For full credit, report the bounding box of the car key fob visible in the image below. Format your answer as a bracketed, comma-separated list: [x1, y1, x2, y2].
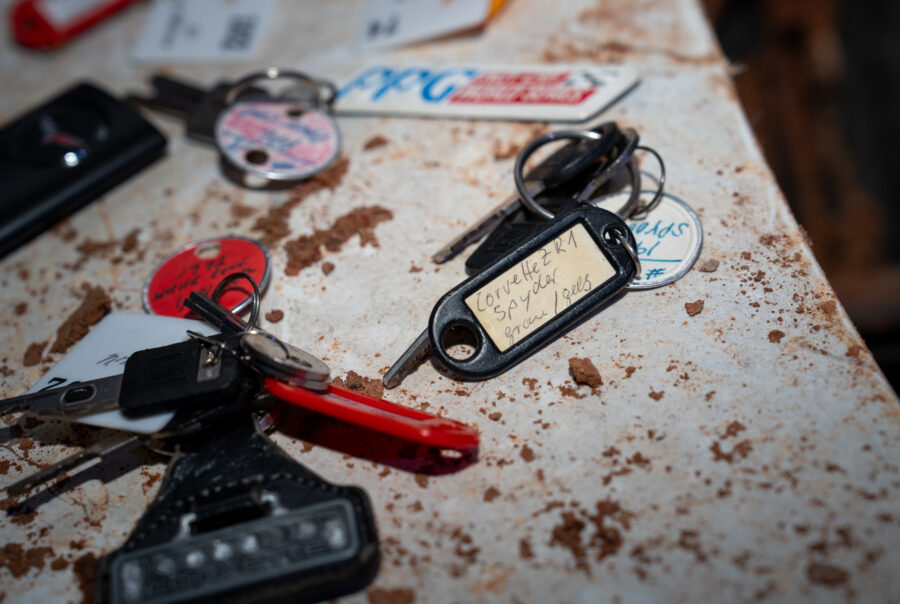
[0, 81, 166, 259]
[98, 414, 379, 604]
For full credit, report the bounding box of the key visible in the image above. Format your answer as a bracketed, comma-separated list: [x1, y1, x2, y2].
[130, 68, 341, 183]
[184, 290, 331, 391]
[0, 338, 246, 421]
[431, 122, 622, 263]
[384, 205, 640, 388]
[5, 347, 261, 496]
[97, 414, 379, 604]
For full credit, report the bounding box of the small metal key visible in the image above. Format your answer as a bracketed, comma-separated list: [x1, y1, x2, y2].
[0, 338, 246, 421]
[384, 206, 640, 387]
[130, 68, 341, 184]
[184, 290, 331, 391]
[5, 346, 260, 496]
[431, 122, 622, 263]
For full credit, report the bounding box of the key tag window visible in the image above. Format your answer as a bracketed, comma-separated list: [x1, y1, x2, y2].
[214, 67, 342, 187]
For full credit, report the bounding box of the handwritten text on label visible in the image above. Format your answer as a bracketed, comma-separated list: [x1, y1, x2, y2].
[465, 224, 615, 352]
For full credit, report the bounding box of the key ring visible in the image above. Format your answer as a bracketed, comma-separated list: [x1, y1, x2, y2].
[211, 272, 261, 330]
[627, 145, 667, 220]
[515, 129, 604, 220]
[224, 67, 337, 109]
[604, 225, 642, 277]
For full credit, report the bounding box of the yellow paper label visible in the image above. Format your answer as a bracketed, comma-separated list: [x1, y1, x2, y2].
[465, 223, 615, 352]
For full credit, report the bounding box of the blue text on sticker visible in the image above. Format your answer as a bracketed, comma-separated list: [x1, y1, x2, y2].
[337, 66, 479, 103]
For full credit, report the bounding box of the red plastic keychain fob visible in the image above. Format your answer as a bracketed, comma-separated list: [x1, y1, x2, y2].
[264, 379, 480, 451]
[143, 236, 271, 318]
[11, 0, 139, 49]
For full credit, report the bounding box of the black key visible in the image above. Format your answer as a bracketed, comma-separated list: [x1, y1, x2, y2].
[97, 415, 379, 604]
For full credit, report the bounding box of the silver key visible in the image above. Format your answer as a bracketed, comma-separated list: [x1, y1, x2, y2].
[6, 432, 146, 496]
[184, 291, 330, 390]
[0, 375, 123, 419]
[382, 331, 431, 389]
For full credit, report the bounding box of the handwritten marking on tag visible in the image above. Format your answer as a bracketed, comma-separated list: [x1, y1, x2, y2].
[465, 224, 615, 351]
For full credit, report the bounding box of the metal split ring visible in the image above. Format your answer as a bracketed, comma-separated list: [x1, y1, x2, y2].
[514, 129, 605, 220]
[211, 272, 261, 330]
[628, 145, 667, 220]
[605, 227, 642, 277]
[224, 67, 337, 108]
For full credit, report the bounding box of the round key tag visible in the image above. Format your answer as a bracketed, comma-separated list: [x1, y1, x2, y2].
[214, 68, 341, 182]
[143, 236, 271, 317]
[623, 194, 703, 290]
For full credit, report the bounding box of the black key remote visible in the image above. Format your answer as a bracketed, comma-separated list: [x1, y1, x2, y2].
[0, 82, 166, 259]
[98, 414, 379, 604]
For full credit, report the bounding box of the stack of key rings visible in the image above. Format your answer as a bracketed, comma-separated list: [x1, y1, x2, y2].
[214, 67, 342, 188]
[514, 125, 666, 224]
[186, 272, 332, 393]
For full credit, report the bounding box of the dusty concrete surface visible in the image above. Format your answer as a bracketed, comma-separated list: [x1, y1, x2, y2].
[1, 1, 898, 602]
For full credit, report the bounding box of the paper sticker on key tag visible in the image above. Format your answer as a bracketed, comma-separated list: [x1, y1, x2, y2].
[143, 236, 270, 318]
[429, 206, 638, 380]
[215, 69, 342, 182]
[593, 193, 702, 289]
[27, 312, 216, 434]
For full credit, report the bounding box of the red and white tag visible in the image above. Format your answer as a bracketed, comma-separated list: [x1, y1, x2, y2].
[11, 0, 139, 48]
[142, 236, 271, 318]
[334, 64, 639, 122]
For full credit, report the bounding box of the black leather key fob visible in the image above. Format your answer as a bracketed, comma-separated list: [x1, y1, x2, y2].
[98, 414, 379, 604]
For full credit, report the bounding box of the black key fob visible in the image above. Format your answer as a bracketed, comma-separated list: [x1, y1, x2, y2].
[98, 415, 379, 604]
[430, 206, 638, 380]
[465, 197, 581, 275]
[0, 82, 166, 259]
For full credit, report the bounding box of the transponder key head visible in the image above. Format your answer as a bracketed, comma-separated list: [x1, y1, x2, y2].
[119, 338, 250, 419]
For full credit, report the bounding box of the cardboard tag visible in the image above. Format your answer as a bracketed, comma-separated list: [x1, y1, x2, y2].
[465, 223, 615, 351]
[357, 0, 491, 49]
[28, 312, 215, 433]
[334, 64, 638, 122]
[132, 0, 277, 62]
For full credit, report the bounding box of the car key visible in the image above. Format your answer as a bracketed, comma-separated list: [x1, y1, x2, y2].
[97, 414, 379, 604]
[463, 134, 643, 275]
[431, 122, 622, 263]
[184, 288, 331, 391]
[130, 68, 341, 186]
[0, 338, 249, 421]
[5, 362, 261, 496]
[384, 205, 640, 387]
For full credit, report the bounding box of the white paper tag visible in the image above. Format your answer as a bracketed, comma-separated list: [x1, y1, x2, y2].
[624, 196, 703, 290]
[334, 64, 638, 122]
[357, 0, 491, 49]
[132, 0, 277, 63]
[27, 312, 215, 433]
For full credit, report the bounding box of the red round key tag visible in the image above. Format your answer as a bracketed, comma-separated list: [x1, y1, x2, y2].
[143, 236, 271, 318]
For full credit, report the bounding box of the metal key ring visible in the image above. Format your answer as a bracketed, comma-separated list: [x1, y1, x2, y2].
[225, 67, 336, 108]
[515, 129, 604, 220]
[604, 226, 642, 277]
[211, 272, 261, 329]
[627, 145, 667, 220]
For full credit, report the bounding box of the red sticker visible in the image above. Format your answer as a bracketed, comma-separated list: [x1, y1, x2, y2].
[143, 236, 271, 318]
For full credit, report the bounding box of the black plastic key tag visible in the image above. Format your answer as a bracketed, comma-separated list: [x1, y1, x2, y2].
[429, 205, 638, 380]
[98, 414, 379, 604]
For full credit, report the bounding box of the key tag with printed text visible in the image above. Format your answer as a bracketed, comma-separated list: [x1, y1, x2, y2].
[214, 67, 342, 187]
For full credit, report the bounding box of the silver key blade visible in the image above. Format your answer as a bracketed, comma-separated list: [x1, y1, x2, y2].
[184, 291, 248, 336]
[0, 375, 123, 419]
[240, 333, 331, 388]
[431, 182, 546, 264]
[383, 330, 432, 389]
[6, 433, 146, 496]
